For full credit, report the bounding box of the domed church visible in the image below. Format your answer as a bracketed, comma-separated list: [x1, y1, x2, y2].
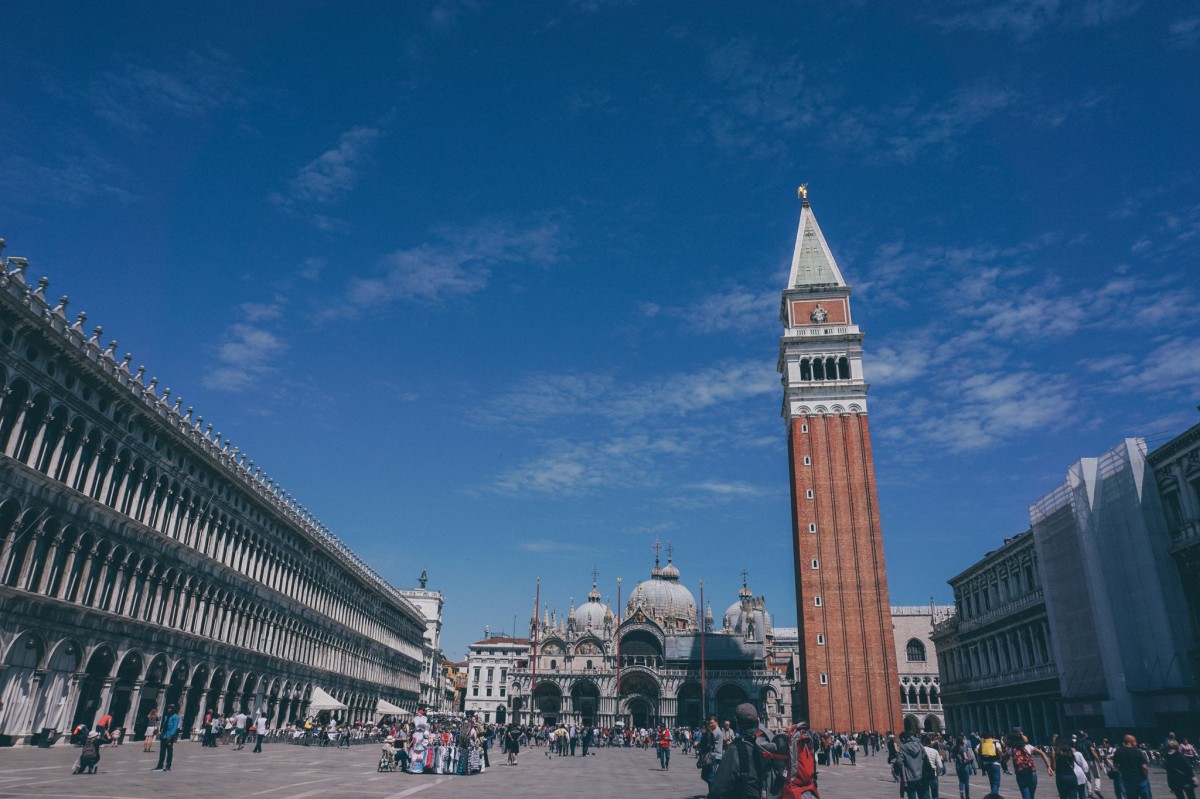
[507, 544, 794, 730]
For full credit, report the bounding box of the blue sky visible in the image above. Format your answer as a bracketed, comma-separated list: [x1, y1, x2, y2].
[2, 1, 1198, 660]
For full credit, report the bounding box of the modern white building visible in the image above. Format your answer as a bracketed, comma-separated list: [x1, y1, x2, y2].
[463, 632, 529, 724]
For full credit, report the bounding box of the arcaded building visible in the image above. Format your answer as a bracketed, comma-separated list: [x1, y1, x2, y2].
[509, 553, 793, 730]
[931, 531, 1065, 740]
[0, 245, 426, 745]
[778, 192, 901, 733]
[893, 604, 953, 733]
[1149, 417, 1200, 683]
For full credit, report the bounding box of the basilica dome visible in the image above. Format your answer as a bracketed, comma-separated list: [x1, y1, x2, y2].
[627, 555, 698, 632]
[722, 578, 773, 640]
[572, 581, 611, 631]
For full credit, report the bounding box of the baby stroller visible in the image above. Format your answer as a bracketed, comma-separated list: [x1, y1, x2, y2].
[72, 732, 102, 774]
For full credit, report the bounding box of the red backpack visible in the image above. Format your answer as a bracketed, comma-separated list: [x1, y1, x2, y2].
[778, 725, 821, 799]
[1012, 746, 1035, 775]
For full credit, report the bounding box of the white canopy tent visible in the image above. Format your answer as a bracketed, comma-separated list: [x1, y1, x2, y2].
[375, 698, 407, 719]
[307, 686, 348, 712]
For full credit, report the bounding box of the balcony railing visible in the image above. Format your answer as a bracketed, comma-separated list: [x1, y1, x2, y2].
[941, 662, 1058, 695]
[1169, 519, 1200, 555]
[954, 589, 1045, 635]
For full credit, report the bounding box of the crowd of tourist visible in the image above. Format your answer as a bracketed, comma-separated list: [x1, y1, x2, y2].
[63, 704, 1200, 799]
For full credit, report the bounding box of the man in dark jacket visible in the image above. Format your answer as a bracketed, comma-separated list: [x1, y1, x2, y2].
[898, 732, 933, 799]
[711, 703, 777, 799]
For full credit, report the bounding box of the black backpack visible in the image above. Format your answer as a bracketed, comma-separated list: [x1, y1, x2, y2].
[720, 738, 765, 799]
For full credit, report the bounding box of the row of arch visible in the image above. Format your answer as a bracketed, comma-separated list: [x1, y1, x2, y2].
[526, 674, 777, 729]
[798, 356, 851, 382]
[0, 498, 416, 694]
[900, 683, 941, 708]
[0, 629, 406, 741]
[0, 363, 423, 659]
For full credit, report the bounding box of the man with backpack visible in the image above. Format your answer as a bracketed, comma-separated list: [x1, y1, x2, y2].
[710, 704, 774, 799]
[975, 732, 1004, 795]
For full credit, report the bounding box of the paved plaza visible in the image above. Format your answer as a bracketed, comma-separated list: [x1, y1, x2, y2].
[0, 740, 1177, 799]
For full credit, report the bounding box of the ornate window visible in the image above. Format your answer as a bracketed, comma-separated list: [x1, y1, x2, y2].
[906, 638, 927, 662]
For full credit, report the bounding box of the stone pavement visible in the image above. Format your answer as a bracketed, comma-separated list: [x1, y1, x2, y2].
[0, 740, 1175, 799]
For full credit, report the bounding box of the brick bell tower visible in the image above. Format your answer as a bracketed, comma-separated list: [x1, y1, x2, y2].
[778, 187, 901, 733]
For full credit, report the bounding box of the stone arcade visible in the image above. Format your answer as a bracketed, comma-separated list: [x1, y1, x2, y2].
[0, 241, 427, 745]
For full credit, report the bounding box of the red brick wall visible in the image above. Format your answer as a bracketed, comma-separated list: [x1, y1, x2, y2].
[788, 412, 901, 732]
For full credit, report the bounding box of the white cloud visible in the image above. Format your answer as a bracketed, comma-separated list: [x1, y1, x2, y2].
[931, 0, 1141, 39]
[239, 302, 283, 322]
[204, 323, 287, 392]
[275, 126, 381, 206]
[685, 288, 778, 334]
[1168, 16, 1200, 47]
[334, 219, 564, 311]
[492, 435, 685, 496]
[90, 49, 242, 132]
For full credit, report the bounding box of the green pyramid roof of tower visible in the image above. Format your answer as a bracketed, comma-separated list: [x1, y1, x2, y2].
[788, 201, 846, 288]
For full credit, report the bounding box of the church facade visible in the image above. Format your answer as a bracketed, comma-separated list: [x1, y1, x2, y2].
[0, 243, 427, 745]
[509, 551, 794, 730]
[778, 192, 902, 733]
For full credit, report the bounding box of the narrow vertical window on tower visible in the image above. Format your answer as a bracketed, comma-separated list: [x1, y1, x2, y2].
[816, 633, 825, 645]
[779, 190, 900, 733]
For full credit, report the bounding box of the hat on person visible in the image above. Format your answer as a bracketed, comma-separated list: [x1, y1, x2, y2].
[385, 735, 395, 743]
[734, 703, 759, 728]
[87, 731, 100, 739]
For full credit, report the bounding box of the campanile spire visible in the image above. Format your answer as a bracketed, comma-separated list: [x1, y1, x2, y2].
[778, 190, 900, 733]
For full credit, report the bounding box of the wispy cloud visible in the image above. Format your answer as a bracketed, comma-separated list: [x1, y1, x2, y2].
[894, 369, 1079, 452]
[0, 149, 136, 206]
[90, 49, 242, 132]
[1168, 16, 1200, 47]
[331, 218, 564, 312]
[698, 38, 824, 158]
[684, 287, 778, 334]
[929, 0, 1142, 39]
[518, 540, 604, 556]
[204, 323, 287, 392]
[483, 359, 777, 429]
[483, 359, 778, 496]
[274, 126, 381, 207]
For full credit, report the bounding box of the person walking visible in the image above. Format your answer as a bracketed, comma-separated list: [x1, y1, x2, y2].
[657, 724, 672, 770]
[698, 715, 724, 789]
[142, 708, 158, 753]
[1007, 731, 1054, 799]
[977, 733, 1004, 796]
[252, 709, 267, 753]
[899, 732, 935, 799]
[234, 709, 248, 750]
[505, 723, 521, 766]
[1113, 735, 1152, 799]
[152, 704, 180, 772]
[1165, 739, 1197, 799]
[952, 735, 976, 799]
